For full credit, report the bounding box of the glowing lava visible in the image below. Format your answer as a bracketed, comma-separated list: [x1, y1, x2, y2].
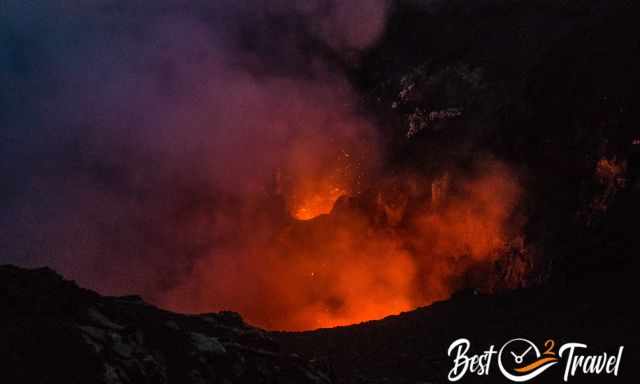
[290, 186, 346, 220]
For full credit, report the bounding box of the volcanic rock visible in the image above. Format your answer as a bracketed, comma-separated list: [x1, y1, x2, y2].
[0, 265, 330, 384]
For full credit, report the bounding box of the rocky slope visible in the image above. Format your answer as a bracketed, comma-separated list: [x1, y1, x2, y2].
[0, 265, 329, 384]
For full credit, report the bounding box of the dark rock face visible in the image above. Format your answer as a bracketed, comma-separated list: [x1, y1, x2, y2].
[0, 265, 330, 384]
[352, 0, 640, 289]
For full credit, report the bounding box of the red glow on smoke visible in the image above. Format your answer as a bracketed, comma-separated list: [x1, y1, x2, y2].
[163, 160, 522, 330]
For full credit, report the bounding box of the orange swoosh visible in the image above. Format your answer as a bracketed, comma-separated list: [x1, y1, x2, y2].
[514, 357, 559, 373]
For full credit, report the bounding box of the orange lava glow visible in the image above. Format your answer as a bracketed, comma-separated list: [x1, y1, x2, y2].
[281, 134, 368, 221]
[290, 185, 346, 220]
[163, 160, 522, 331]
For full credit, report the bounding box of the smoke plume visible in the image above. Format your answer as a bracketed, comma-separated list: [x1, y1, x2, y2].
[1, 0, 524, 330]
